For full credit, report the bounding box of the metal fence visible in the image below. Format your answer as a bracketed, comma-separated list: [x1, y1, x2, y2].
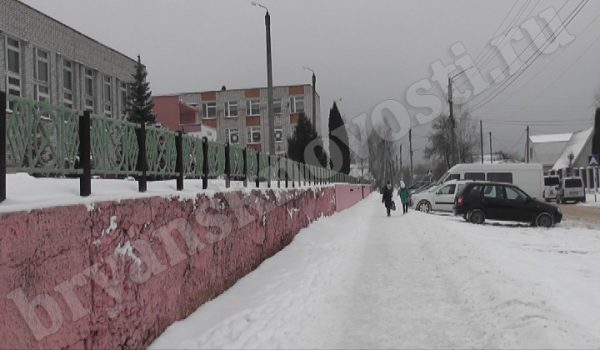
[0, 92, 362, 203]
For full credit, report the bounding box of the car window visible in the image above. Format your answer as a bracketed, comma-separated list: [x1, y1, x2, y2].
[464, 184, 482, 197]
[544, 177, 560, 186]
[487, 172, 513, 183]
[446, 174, 460, 182]
[483, 185, 504, 199]
[437, 184, 456, 195]
[565, 179, 582, 188]
[464, 172, 485, 181]
[505, 186, 525, 201]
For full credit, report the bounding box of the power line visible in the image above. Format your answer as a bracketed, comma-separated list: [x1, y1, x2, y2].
[496, 9, 600, 107]
[467, 0, 574, 110]
[454, 0, 540, 91]
[468, 0, 590, 113]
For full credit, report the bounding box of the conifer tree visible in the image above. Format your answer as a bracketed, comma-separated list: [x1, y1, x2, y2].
[126, 54, 155, 124]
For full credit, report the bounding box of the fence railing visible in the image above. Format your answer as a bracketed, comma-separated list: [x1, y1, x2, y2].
[0, 92, 364, 203]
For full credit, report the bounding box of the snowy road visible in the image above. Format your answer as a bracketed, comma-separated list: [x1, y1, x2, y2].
[151, 194, 600, 349]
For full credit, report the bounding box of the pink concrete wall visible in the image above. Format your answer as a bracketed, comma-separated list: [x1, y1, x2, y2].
[0, 188, 336, 349]
[335, 184, 374, 212]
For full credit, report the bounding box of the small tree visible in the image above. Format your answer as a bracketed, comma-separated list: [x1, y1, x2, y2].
[126, 55, 155, 124]
[328, 102, 350, 174]
[287, 114, 328, 167]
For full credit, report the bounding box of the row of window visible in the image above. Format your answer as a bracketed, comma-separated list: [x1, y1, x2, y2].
[4, 35, 128, 117]
[223, 127, 286, 145]
[201, 96, 305, 119]
[446, 172, 514, 183]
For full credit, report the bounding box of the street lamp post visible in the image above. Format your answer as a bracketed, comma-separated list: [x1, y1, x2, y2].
[303, 66, 317, 129]
[252, 2, 275, 155]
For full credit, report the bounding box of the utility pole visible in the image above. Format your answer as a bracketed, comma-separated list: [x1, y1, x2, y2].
[489, 131, 493, 164]
[526, 125, 530, 163]
[480, 120, 484, 164]
[448, 77, 456, 166]
[312, 73, 316, 127]
[409, 129, 414, 183]
[399, 144, 403, 181]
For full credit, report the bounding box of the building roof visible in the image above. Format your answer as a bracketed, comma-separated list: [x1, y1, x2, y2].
[15, 0, 137, 64]
[155, 83, 315, 97]
[529, 133, 573, 144]
[552, 127, 594, 170]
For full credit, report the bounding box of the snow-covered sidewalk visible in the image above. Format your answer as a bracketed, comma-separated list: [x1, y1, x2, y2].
[151, 194, 600, 349]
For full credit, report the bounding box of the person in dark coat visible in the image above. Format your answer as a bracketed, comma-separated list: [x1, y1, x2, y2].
[398, 181, 410, 214]
[381, 181, 394, 217]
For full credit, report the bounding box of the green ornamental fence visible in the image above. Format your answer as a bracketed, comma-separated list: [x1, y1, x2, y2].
[0, 92, 363, 202]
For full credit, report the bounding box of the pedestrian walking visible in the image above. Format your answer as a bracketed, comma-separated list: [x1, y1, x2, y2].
[398, 181, 410, 214]
[381, 181, 395, 217]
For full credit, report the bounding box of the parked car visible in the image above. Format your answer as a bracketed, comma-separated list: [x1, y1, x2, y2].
[437, 163, 544, 199]
[454, 181, 562, 228]
[543, 175, 560, 202]
[556, 176, 586, 204]
[412, 180, 472, 213]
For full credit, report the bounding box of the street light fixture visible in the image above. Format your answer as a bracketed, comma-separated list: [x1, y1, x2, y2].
[252, 1, 275, 155]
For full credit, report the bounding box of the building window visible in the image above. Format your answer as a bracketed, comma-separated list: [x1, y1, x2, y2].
[224, 101, 238, 117]
[202, 102, 216, 118]
[224, 128, 239, 144]
[247, 126, 261, 144]
[119, 82, 128, 118]
[290, 95, 304, 113]
[103, 75, 112, 116]
[34, 48, 50, 102]
[62, 60, 74, 108]
[274, 128, 284, 143]
[84, 68, 95, 111]
[246, 99, 260, 116]
[6, 37, 22, 97]
[273, 98, 282, 114]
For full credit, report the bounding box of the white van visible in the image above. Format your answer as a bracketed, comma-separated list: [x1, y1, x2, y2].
[437, 163, 544, 199]
[543, 175, 560, 201]
[557, 176, 586, 203]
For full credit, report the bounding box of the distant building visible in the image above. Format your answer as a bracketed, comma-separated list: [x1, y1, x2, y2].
[529, 125, 596, 172]
[152, 95, 218, 141]
[153, 95, 200, 132]
[0, 0, 137, 117]
[161, 84, 320, 154]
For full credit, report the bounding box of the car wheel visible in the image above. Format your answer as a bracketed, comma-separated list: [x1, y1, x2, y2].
[536, 212, 554, 228]
[417, 200, 431, 213]
[469, 210, 485, 224]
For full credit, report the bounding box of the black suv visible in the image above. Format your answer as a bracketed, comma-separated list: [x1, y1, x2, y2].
[454, 182, 562, 228]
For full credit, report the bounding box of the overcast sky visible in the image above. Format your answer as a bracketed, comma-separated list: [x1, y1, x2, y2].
[22, 0, 600, 164]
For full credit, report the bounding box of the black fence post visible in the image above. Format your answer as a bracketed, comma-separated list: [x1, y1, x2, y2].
[137, 122, 147, 192]
[202, 137, 208, 190]
[224, 142, 231, 188]
[285, 159, 289, 188]
[267, 156, 271, 188]
[277, 157, 281, 189]
[291, 162, 295, 188]
[79, 111, 91, 197]
[255, 151, 260, 188]
[176, 130, 184, 191]
[243, 148, 248, 187]
[0, 91, 6, 203]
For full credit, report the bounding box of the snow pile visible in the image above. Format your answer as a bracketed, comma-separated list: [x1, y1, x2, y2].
[0, 173, 334, 214]
[151, 194, 600, 349]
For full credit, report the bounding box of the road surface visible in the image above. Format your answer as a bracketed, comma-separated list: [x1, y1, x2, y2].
[151, 194, 600, 349]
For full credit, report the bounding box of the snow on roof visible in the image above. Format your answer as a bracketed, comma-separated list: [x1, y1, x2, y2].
[552, 127, 594, 171]
[530, 133, 573, 144]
